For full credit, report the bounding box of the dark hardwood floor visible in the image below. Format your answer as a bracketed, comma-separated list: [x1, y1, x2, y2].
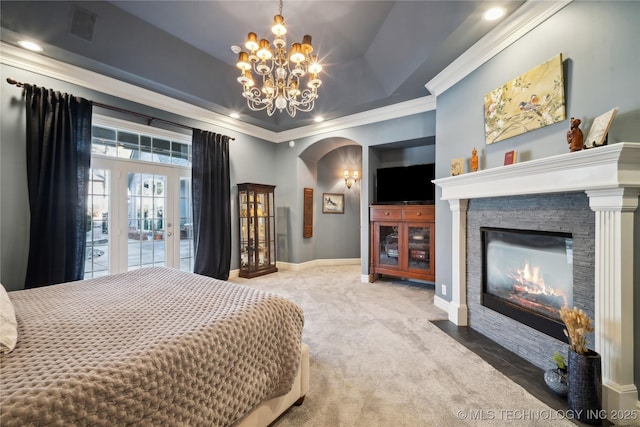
[431, 320, 611, 427]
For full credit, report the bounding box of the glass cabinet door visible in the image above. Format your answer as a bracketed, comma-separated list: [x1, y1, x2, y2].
[378, 224, 399, 267]
[406, 225, 431, 273]
[239, 190, 250, 271]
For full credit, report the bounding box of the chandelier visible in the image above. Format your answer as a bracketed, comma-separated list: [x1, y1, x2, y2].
[234, 0, 323, 117]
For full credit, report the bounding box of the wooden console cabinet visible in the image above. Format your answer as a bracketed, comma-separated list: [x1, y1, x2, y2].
[369, 204, 435, 283]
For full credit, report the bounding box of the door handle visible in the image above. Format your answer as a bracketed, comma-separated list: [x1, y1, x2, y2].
[167, 231, 173, 237]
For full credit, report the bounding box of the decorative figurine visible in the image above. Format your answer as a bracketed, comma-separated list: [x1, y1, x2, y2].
[566, 117, 584, 152]
[471, 147, 479, 172]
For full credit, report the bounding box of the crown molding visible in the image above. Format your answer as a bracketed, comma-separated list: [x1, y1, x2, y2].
[426, 0, 572, 96]
[2, 1, 568, 142]
[0, 41, 275, 140]
[273, 95, 436, 143]
[1, 40, 436, 143]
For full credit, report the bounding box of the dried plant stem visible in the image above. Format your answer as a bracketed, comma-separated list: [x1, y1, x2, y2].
[560, 306, 594, 355]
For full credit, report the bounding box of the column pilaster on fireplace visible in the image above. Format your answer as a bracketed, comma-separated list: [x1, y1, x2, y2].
[448, 198, 469, 326]
[586, 187, 640, 422]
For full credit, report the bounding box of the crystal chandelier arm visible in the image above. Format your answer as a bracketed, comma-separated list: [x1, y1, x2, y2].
[242, 86, 277, 116]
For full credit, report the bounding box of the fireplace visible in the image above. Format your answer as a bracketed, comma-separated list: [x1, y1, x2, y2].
[481, 227, 573, 342]
[433, 143, 640, 416]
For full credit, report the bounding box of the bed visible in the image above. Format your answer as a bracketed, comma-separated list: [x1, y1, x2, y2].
[0, 267, 309, 426]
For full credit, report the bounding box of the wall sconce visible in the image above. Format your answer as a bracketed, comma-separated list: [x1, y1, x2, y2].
[344, 170, 359, 189]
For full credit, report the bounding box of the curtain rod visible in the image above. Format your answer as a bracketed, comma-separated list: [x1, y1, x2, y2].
[6, 77, 235, 140]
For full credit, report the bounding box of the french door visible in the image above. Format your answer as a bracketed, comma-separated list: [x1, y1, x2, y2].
[85, 157, 193, 277]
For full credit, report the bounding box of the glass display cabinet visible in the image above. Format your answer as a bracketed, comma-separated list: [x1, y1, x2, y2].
[238, 183, 277, 278]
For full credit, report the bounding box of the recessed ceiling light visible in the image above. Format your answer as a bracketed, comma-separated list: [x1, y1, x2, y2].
[17, 40, 43, 52]
[484, 7, 505, 21]
[313, 116, 324, 123]
[230, 112, 240, 119]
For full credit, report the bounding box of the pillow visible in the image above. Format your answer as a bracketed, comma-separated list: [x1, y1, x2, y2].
[0, 283, 18, 353]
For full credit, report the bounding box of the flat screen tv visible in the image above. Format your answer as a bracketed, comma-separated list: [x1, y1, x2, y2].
[375, 163, 435, 204]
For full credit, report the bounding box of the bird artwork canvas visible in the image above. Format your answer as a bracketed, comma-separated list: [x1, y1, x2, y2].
[484, 53, 566, 144]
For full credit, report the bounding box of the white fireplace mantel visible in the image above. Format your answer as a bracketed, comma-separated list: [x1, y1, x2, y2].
[434, 142, 640, 422]
[435, 142, 640, 201]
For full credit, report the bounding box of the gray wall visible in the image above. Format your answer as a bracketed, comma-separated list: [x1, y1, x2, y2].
[0, 63, 276, 290]
[0, 59, 435, 288]
[434, 1, 639, 390]
[315, 146, 362, 260]
[272, 112, 437, 270]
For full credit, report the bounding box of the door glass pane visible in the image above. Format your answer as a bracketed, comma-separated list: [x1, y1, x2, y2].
[127, 172, 167, 270]
[85, 169, 110, 278]
[407, 225, 430, 271]
[379, 225, 399, 267]
[172, 141, 191, 166]
[154, 138, 171, 163]
[118, 131, 139, 159]
[179, 177, 194, 272]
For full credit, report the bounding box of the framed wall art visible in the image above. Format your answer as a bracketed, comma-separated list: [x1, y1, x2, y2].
[322, 193, 344, 214]
[584, 107, 618, 149]
[503, 150, 518, 165]
[450, 158, 464, 176]
[484, 53, 566, 145]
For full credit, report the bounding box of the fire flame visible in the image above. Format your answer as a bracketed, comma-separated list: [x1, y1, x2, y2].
[508, 260, 568, 306]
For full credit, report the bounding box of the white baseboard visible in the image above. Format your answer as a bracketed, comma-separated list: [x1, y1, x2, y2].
[278, 258, 361, 271]
[229, 258, 362, 278]
[434, 294, 451, 316]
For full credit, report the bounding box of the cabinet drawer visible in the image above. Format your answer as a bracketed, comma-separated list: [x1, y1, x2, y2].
[403, 206, 434, 221]
[370, 206, 402, 221]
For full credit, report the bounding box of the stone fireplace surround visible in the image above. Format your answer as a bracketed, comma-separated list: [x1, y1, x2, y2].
[466, 192, 594, 370]
[434, 143, 640, 422]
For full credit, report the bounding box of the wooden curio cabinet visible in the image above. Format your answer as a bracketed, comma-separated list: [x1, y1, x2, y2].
[238, 183, 278, 278]
[369, 204, 435, 283]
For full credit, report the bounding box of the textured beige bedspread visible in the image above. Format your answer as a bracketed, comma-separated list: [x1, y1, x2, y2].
[0, 267, 304, 426]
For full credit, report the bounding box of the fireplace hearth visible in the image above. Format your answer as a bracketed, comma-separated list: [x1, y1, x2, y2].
[481, 227, 573, 342]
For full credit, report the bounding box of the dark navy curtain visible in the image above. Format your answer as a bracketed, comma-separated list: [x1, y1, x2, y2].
[191, 130, 231, 280]
[24, 85, 92, 288]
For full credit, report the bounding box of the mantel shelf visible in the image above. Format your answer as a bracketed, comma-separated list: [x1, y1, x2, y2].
[434, 142, 640, 200]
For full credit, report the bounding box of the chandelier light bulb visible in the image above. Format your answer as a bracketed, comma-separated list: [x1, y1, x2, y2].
[308, 56, 322, 74]
[272, 15, 287, 36]
[245, 32, 259, 52]
[234, 0, 323, 117]
[289, 43, 304, 63]
[236, 52, 251, 71]
[256, 39, 272, 61]
[289, 81, 301, 97]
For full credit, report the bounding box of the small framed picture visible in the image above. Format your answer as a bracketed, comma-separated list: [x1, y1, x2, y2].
[504, 150, 518, 165]
[450, 158, 464, 176]
[322, 193, 344, 214]
[585, 107, 618, 149]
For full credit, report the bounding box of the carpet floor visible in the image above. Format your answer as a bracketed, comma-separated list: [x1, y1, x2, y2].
[232, 265, 576, 426]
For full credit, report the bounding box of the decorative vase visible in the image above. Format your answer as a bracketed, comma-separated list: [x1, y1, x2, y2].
[544, 368, 568, 397]
[567, 349, 602, 426]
